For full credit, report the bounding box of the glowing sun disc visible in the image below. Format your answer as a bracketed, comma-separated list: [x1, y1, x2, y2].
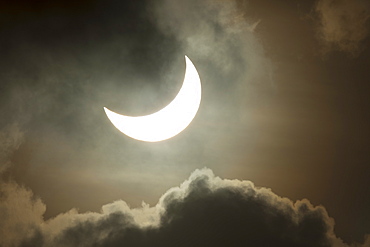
[104, 56, 201, 142]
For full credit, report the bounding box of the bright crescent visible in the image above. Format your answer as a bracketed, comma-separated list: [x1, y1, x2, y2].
[104, 56, 201, 142]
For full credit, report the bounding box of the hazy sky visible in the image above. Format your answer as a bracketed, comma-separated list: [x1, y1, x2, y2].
[0, 0, 369, 246]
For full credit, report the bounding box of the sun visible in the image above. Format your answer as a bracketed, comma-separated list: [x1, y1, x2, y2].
[104, 56, 202, 142]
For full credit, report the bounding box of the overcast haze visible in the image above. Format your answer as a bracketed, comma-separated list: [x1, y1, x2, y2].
[0, 0, 369, 246]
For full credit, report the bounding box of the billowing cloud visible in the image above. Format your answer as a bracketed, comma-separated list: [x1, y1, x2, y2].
[0, 181, 45, 247]
[0, 124, 42, 247]
[0, 124, 366, 247]
[5, 168, 353, 247]
[315, 0, 370, 56]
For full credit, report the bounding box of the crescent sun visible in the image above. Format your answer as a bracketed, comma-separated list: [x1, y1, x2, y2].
[104, 56, 201, 142]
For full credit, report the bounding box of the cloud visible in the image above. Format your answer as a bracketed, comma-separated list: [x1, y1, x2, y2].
[0, 123, 365, 247]
[0, 124, 43, 247]
[315, 0, 370, 56]
[0, 181, 46, 247]
[5, 168, 354, 247]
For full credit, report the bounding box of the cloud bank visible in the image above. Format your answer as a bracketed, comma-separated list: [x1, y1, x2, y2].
[0, 123, 368, 247]
[315, 0, 370, 56]
[3, 168, 352, 247]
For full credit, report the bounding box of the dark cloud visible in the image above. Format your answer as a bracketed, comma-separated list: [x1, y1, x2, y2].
[8, 168, 351, 247]
[314, 0, 370, 56]
[0, 123, 367, 247]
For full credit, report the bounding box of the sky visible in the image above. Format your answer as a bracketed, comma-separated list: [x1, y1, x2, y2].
[0, 0, 369, 246]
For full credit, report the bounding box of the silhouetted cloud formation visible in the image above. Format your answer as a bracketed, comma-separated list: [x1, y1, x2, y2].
[1, 124, 369, 247]
[315, 0, 370, 56]
[11, 169, 352, 247]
